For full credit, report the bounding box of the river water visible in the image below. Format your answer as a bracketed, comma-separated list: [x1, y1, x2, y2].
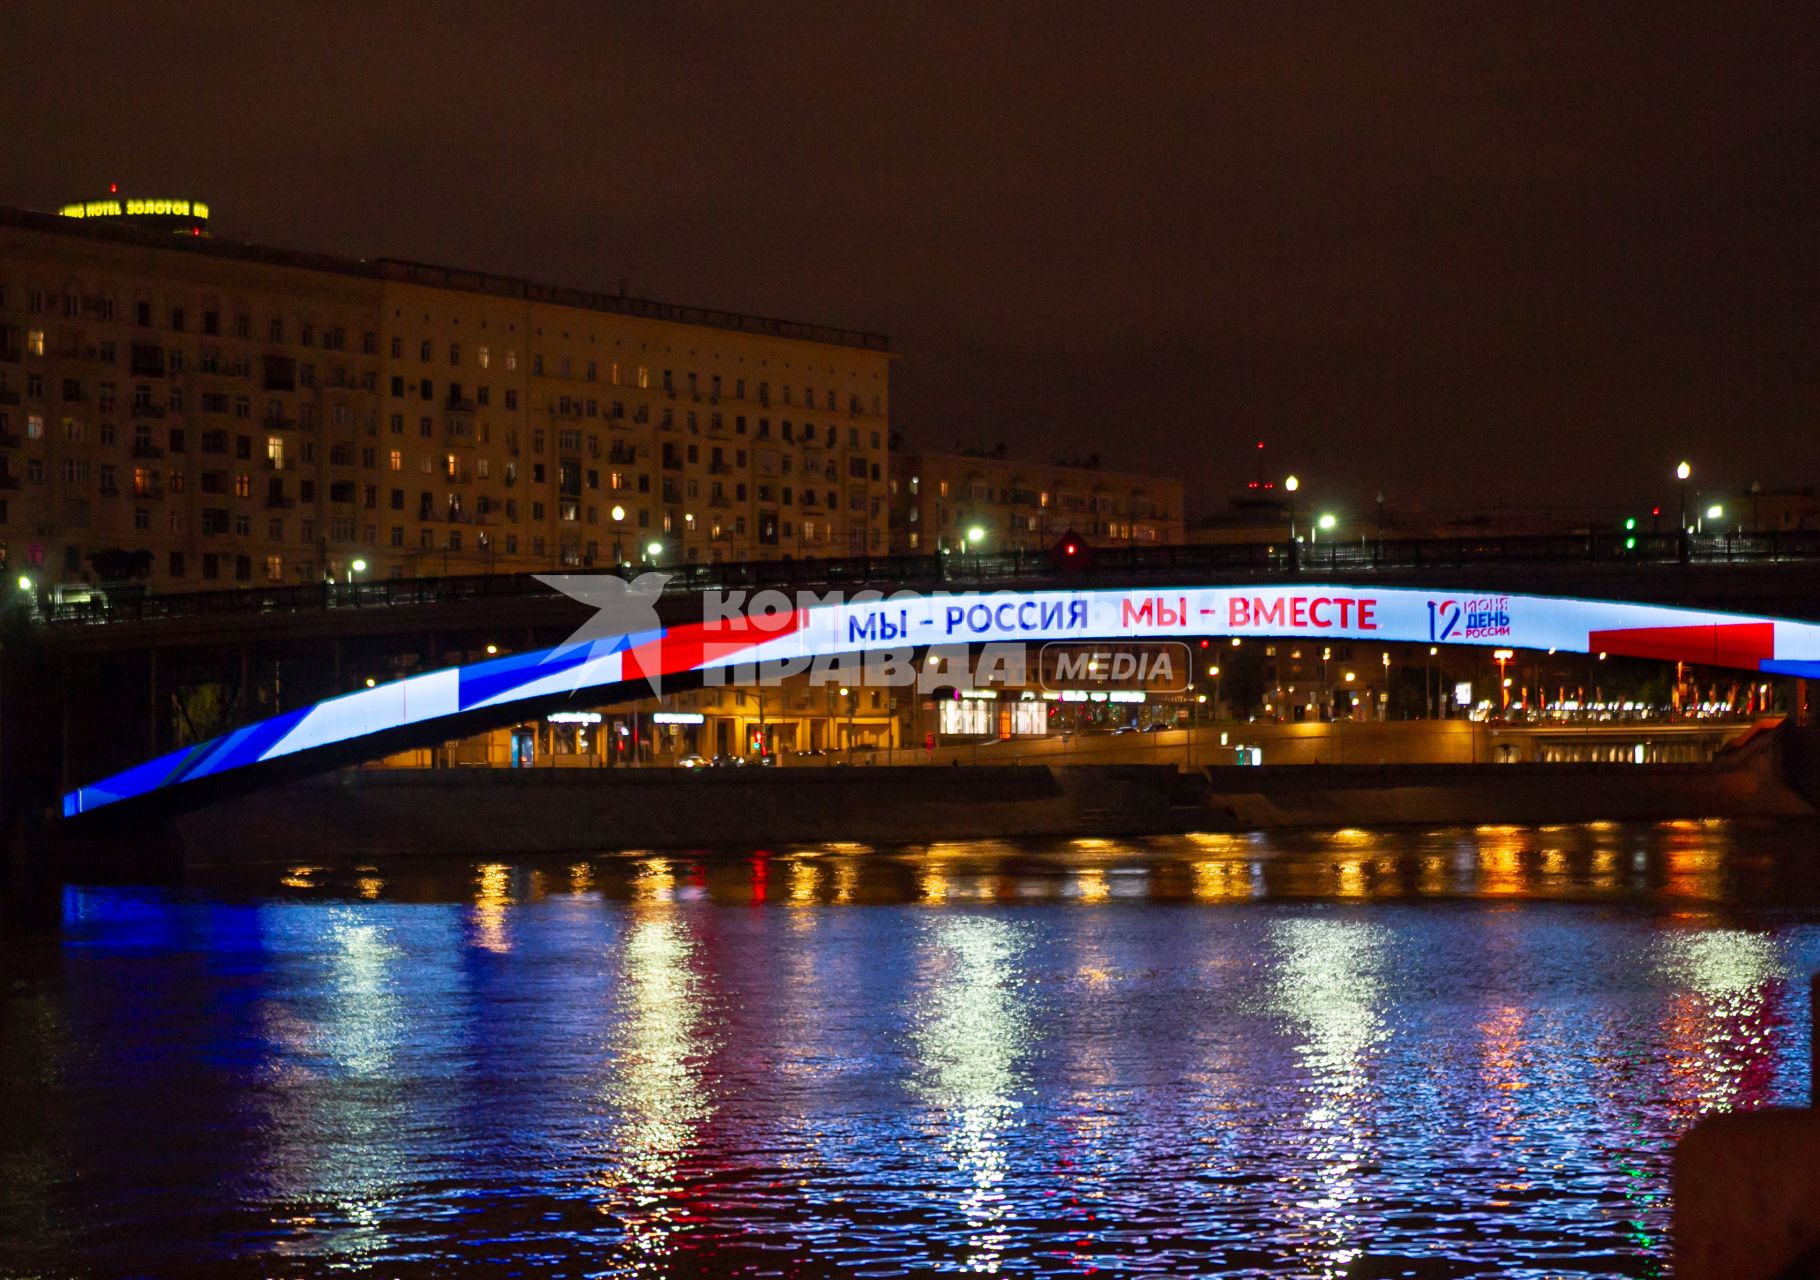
[3, 820, 1819, 1278]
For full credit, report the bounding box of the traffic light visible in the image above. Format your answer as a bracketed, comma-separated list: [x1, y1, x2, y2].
[1049, 529, 1094, 570]
[1624, 517, 1637, 531]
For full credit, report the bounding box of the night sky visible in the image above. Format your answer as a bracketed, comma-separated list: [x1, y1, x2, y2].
[3, 2, 1815, 519]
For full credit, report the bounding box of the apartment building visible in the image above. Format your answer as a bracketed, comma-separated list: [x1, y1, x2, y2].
[889, 444, 1185, 554]
[0, 202, 891, 592]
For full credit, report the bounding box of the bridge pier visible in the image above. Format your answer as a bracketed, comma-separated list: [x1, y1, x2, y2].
[2, 608, 63, 927]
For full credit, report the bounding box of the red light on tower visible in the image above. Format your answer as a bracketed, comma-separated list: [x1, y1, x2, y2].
[109, 182, 118, 193]
[1652, 506, 1661, 516]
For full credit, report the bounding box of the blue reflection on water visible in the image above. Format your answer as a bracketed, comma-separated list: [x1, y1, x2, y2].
[2, 822, 1818, 1277]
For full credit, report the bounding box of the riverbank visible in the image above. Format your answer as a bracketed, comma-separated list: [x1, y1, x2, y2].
[56, 720, 1806, 868]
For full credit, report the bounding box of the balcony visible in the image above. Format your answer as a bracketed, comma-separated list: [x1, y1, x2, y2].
[132, 484, 164, 500]
[0, 389, 18, 406]
[98, 484, 119, 497]
[263, 493, 294, 509]
[259, 455, 285, 471]
[445, 396, 476, 413]
[130, 402, 166, 419]
[264, 415, 296, 430]
[131, 441, 166, 459]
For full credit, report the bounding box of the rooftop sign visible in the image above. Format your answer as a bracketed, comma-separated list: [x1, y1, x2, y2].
[58, 197, 210, 221]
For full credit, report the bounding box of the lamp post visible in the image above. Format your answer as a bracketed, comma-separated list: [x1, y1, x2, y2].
[346, 557, 366, 585]
[1676, 460, 1691, 562]
[1427, 645, 1439, 719]
[610, 505, 626, 566]
[1285, 475, 1299, 570]
[1494, 648, 1514, 711]
[1312, 513, 1337, 547]
[645, 540, 663, 568]
[966, 524, 985, 575]
[1207, 663, 1222, 719]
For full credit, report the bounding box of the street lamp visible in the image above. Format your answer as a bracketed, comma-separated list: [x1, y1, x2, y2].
[347, 557, 367, 584]
[1206, 664, 1221, 718]
[1284, 474, 1299, 541]
[14, 575, 31, 593]
[1312, 512, 1337, 545]
[1675, 460, 1693, 563]
[645, 540, 663, 565]
[610, 504, 626, 565]
[1494, 648, 1515, 710]
[966, 524, 985, 549]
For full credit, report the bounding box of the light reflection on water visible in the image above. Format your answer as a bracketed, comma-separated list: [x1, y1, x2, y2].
[2, 820, 1819, 1277]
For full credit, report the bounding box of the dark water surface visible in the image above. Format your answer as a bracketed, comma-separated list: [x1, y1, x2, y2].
[4, 821, 1820, 1278]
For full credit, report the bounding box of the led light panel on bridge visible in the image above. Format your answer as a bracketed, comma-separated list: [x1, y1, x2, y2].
[62, 583, 1820, 816]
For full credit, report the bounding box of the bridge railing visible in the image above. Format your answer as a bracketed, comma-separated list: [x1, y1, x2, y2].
[36, 530, 1820, 626]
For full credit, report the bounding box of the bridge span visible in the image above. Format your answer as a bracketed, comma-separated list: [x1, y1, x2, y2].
[54, 576, 1820, 821]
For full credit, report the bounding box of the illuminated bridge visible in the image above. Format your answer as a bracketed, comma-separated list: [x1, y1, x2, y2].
[30, 530, 1820, 823]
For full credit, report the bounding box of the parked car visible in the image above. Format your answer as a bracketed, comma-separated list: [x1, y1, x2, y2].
[677, 754, 708, 770]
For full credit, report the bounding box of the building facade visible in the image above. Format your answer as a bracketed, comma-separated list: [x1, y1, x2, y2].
[888, 446, 1184, 554]
[0, 205, 891, 593]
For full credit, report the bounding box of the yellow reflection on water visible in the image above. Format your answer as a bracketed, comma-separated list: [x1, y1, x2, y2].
[355, 876, 383, 900]
[1660, 842, 1725, 900]
[569, 862, 595, 895]
[472, 863, 511, 953]
[1074, 869, 1110, 903]
[789, 859, 820, 905]
[1475, 829, 1527, 897]
[1192, 859, 1253, 901]
[920, 868, 949, 904]
[833, 861, 858, 904]
[630, 858, 675, 903]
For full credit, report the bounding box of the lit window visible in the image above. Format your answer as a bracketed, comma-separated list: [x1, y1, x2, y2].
[388, 450, 402, 471]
